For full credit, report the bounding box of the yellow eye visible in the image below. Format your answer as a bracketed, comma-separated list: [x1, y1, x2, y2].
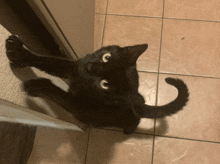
[100, 79, 109, 89]
[102, 53, 111, 62]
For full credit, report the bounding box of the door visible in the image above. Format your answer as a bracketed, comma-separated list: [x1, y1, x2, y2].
[27, 0, 95, 59]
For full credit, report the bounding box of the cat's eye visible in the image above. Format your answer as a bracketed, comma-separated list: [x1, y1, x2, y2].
[100, 79, 109, 90]
[102, 53, 111, 63]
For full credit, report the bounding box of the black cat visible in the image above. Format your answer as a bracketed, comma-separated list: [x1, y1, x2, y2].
[5, 35, 189, 134]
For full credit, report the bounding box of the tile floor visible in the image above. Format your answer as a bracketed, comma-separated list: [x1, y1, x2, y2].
[29, 0, 220, 164]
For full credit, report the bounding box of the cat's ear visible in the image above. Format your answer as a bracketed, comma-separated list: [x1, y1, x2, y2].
[122, 44, 148, 65]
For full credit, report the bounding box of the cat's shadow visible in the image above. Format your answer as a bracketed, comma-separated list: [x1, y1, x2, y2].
[9, 64, 67, 114]
[83, 118, 168, 163]
[9, 63, 37, 81]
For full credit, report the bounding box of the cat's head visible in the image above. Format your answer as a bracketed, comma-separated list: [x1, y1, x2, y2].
[71, 44, 148, 115]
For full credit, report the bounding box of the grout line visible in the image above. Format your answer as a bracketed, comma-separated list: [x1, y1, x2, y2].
[95, 127, 220, 144]
[164, 17, 220, 23]
[157, 16, 165, 74]
[84, 129, 91, 164]
[151, 1, 166, 163]
[97, 13, 220, 24]
[158, 72, 220, 79]
[138, 70, 158, 74]
[151, 120, 156, 164]
[100, 0, 109, 47]
[95, 13, 106, 15]
[154, 134, 220, 145]
[138, 71, 220, 80]
[105, 13, 162, 19]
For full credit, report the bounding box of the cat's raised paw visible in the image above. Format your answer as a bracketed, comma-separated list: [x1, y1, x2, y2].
[23, 78, 52, 97]
[5, 35, 26, 67]
[6, 35, 23, 50]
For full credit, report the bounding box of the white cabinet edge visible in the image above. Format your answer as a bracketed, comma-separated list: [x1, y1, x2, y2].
[0, 99, 83, 132]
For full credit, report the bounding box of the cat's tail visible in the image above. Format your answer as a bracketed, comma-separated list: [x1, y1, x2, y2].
[142, 78, 189, 118]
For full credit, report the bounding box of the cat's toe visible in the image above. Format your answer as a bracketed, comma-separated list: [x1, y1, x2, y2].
[23, 78, 52, 97]
[5, 35, 26, 66]
[6, 35, 23, 51]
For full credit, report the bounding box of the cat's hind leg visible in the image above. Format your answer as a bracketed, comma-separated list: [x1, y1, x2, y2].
[5, 35, 75, 78]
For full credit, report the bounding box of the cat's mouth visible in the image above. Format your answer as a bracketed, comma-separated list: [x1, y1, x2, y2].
[87, 62, 101, 74]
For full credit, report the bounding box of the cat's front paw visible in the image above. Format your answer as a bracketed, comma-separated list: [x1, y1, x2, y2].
[23, 78, 52, 97]
[5, 35, 26, 67]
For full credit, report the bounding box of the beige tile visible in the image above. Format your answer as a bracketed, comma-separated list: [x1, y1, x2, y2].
[164, 0, 220, 21]
[103, 15, 162, 72]
[28, 127, 89, 164]
[154, 137, 220, 164]
[86, 128, 153, 164]
[160, 19, 220, 78]
[138, 72, 157, 106]
[95, 0, 108, 14]
[155, 74, 220, 142]
[137, 72, 157, 134]
[108, 0, 164, 17]
[94, 14, 105, 51]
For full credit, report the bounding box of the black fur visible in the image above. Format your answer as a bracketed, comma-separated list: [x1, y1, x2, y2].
[5, 35, 189, 134]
